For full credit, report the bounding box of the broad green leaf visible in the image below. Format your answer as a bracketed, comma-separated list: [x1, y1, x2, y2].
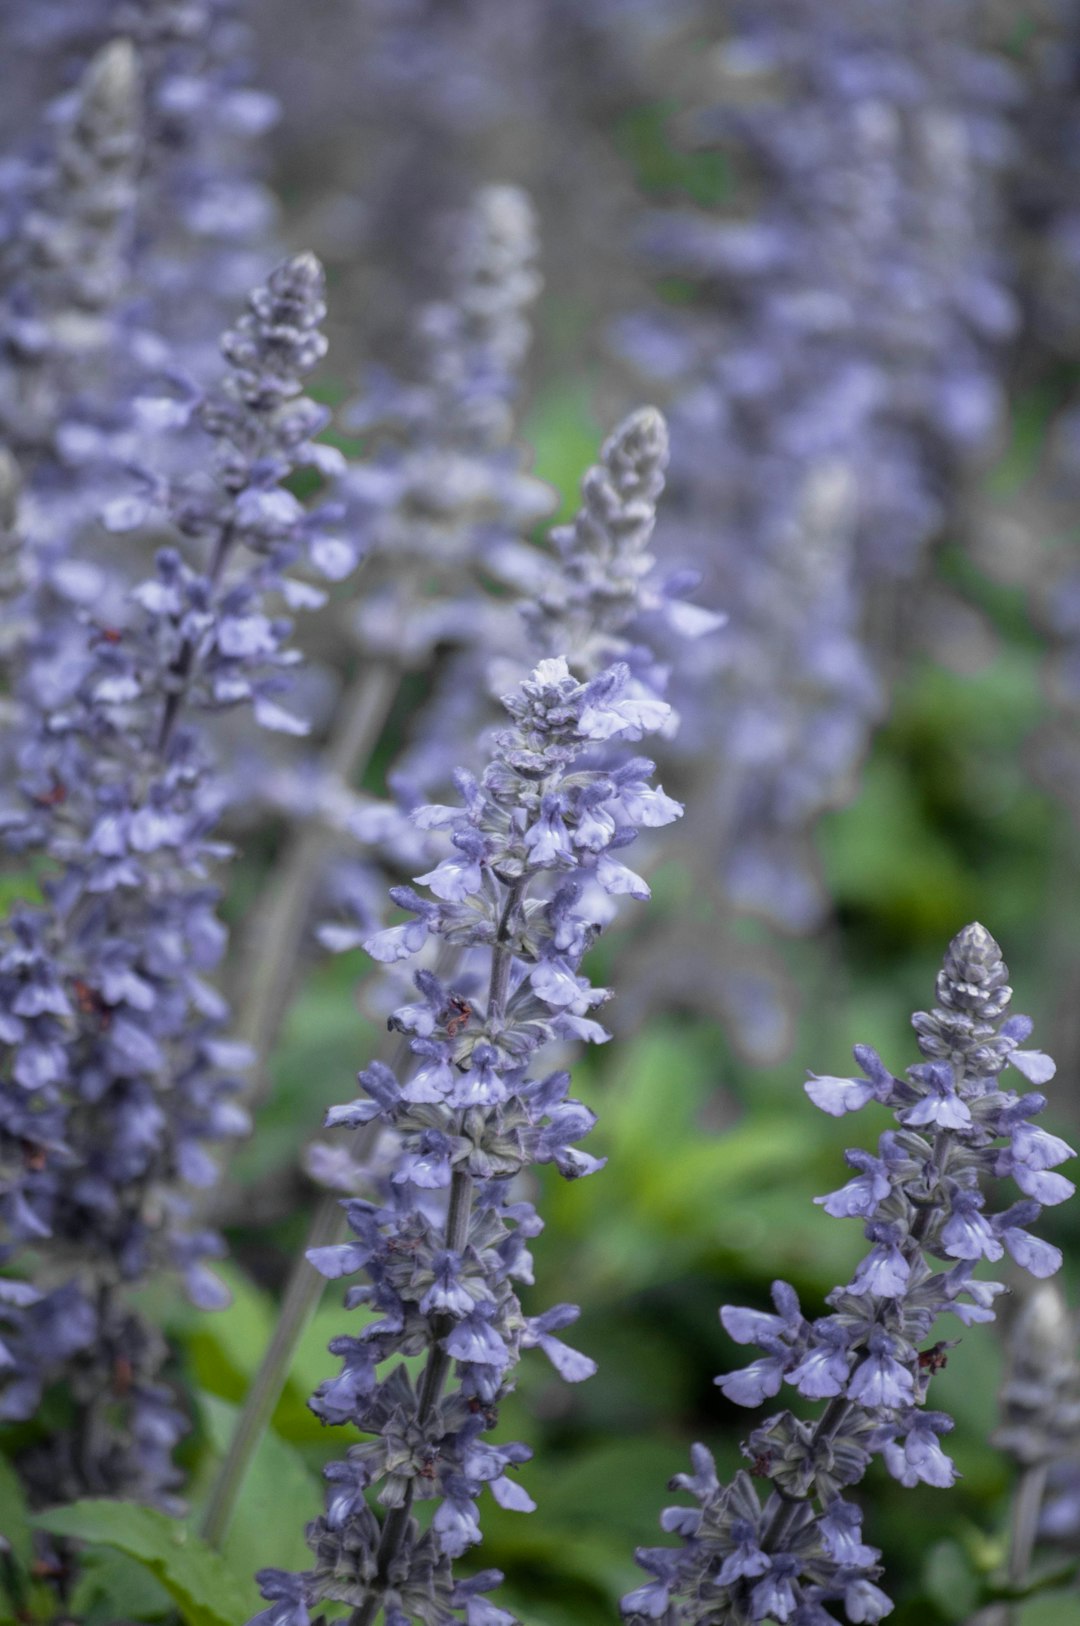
[71, 1549, 174, 1624]
[231, 960, 379, 1188]
[191, 1393, 323, 1591]
[0, 1452, 32, 1571]
[543, 1026, 814, 1300]
[1020, 1589, 1080, 1626]
[33, 1501, 252, 1626]
[922, 1538, 979, 1620]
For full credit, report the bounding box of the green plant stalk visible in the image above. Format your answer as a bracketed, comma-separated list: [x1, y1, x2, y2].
[1002, 1461, 1050, 1626]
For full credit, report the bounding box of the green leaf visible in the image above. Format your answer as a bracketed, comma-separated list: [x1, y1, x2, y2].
[184, 1260, 277, 1402]
[923, 1538, 979, 1620]
[0, 1453, 33, 1572]
[71, 1549, 175, 1624]
[191, 1393, 323, 1591]
[230, 959, 380, 1188]
[32, 1501, 252, 1626]
[521, 384, 600, 524]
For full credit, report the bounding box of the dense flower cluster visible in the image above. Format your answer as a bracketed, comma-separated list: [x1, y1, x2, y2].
[0, 253, 342, 1507]
[493, 402, 721, 686]
[624, 924, 1074, 1624]
[248, 656, 683, 1626]
[396, 397, 713, 819]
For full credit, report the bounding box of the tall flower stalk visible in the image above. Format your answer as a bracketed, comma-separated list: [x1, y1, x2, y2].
[246, 655, 683, 1626]
[0, 34, 143, 700]
[0, 35, 141, 479]
[199, 400, 688, 1548]
[0, 252, 341, 1509]
[624, 924, 1074, 1624]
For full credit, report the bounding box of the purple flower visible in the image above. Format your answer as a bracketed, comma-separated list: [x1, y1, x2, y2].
[624, 925, 1071, 1624]
[247, 658, 680, 1624]
[0, 253, 335, 1506]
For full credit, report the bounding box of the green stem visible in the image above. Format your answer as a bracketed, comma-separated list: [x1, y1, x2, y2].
[1001, 1461, 1050, 1626]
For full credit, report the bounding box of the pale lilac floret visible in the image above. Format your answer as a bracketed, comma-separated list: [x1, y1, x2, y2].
[1009, 1048, 1057, 1084]
[844, 1577, 893, 1623]
[721, 1281, 802, 1347]
[788, 1325, 853, 1400]
[716, 1521, 770, 1585]
[749, 1554, 800, 1623]
[998, 1122, 1077, 1205]
[805, 1071, 876, 1117]
[415, 853, 484, 902]
[941, 1189, 1004, 1261]
[819, 1501, 878, 1569]
[901, 1062, 971, 1129]
[849, 1235, 911, 1298]
[815, 1147, 893, 1218]
[847, 1331, 915, 1410]
[717, 1348, 790, 1407]
[882, 1414, 956, 1489]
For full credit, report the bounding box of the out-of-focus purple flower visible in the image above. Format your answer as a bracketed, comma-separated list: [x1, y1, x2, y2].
[343, 183, 552, 670]
[615, 2, 1021, 948]
[226, 184, 550, 1100]
[0, 37, 141, 471]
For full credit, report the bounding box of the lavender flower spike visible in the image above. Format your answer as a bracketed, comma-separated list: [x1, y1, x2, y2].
[0, 252, 340, 1509]
[624, 925, 1074, 1625]
[247, 656, 683, 1626]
